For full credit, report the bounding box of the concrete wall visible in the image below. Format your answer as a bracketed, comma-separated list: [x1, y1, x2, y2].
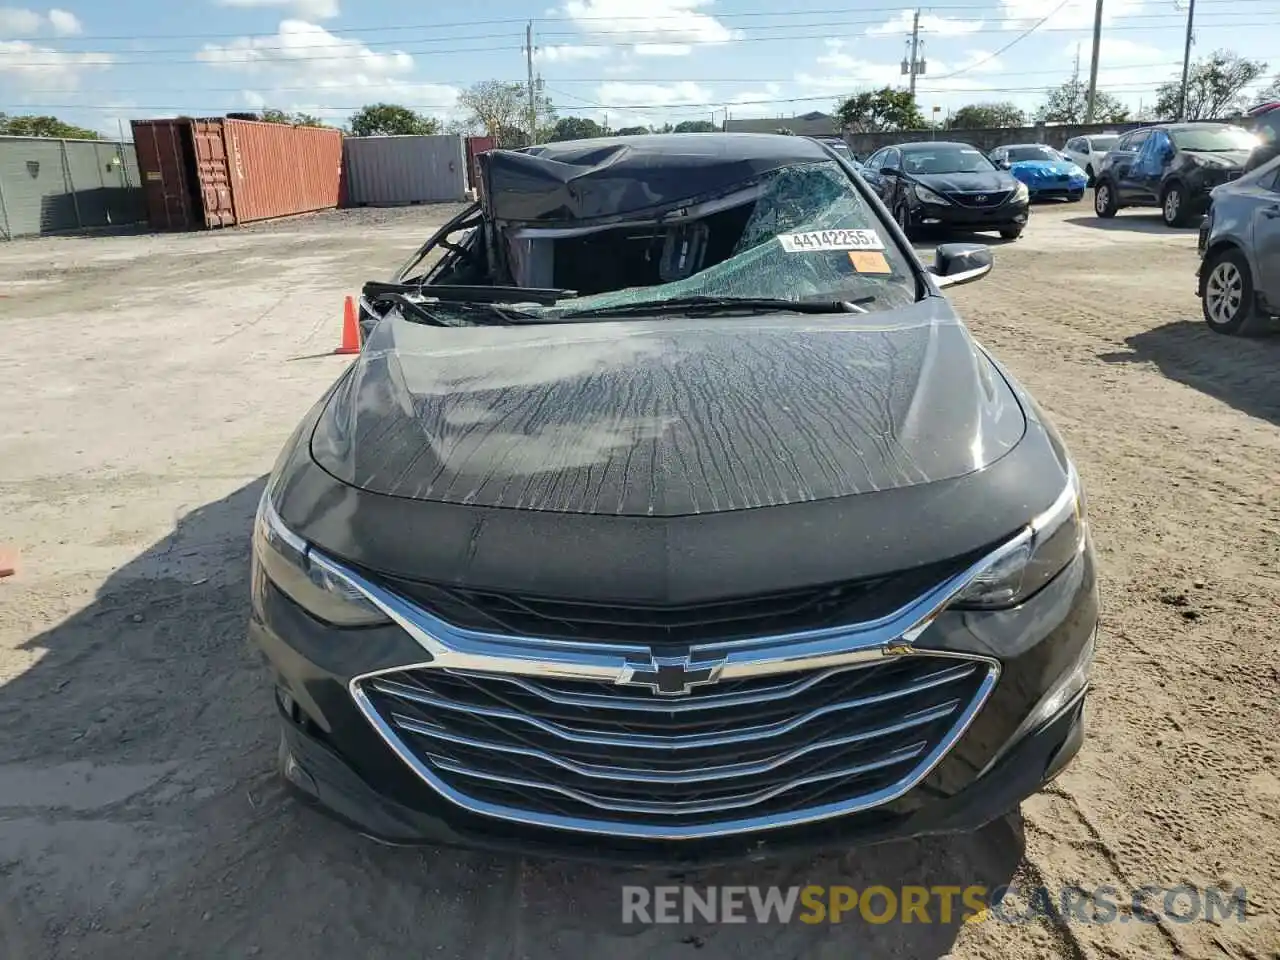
[842, 121, 1149, 157]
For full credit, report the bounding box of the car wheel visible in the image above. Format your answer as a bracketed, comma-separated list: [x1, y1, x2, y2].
[1202, 249, 1264, 336]
[999, 224, 1023, 240]
[1085, 164, 1095, 186]
[1094, 180, 1118, 218]
[1162, 182, 1191, 227]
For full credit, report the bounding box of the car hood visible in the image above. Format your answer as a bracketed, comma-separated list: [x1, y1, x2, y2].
[310, 301, 1027, 517]
[911, 170, 1019, 193]
[1187, 150, 1250, 169]
[1010, 160, 1083, 178]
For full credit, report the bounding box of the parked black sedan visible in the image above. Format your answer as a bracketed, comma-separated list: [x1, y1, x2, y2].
[1093, 122, 1255, 227]
[860, 140, 1030, 240]
[250, 133, 1097, 866]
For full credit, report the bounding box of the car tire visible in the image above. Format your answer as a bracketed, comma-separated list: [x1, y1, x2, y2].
[894, 201, 914, 239]
[1094, 180, 1118, 218]
[1161, 181, 1191, 227]
[1085, 164, 1095, 186]
[1201, 248, 1265, 336]
[999, 224, 1023, 240]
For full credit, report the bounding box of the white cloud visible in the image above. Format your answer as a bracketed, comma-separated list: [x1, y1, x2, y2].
[0, 6, 83, 36]
[215, 0, 339, 19]
[536, 44, 609, 62]
[0, 7, 41, 34]
[1000, 0, 1142, 31]
[867, 10, 984, 37]
[634, 42, 692, 57]
[200, 21, 458, 123]
[556, 0, 735, 57]
[0, 40, 113, 91]
[594, 80, 713, 107]
[47, 7, 78, 34]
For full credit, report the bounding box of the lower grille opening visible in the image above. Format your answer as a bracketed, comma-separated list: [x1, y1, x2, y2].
[355, 654, 995, 837]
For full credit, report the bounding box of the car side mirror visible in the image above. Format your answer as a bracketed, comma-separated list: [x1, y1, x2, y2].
[880, 165, 902, 177]
[930, 243, 993, 288]
[996, 158, 1011, 170]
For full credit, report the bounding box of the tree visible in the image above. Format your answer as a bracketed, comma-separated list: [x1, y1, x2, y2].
[0, 113, 100, 139]
[948, 102, 1026, 129]
[673, 120, 716, 133]
[457, 80, 555, 147]
[1257, 73, 1280, 105]
[1035, 77, 1129, 123]
[260, 108, 328, 127]
[615, 125, 650, 136]
[348, 103, 440, 137]
[549, 116, 604, 141]
[1155, 50, 1268, 120]
[834, 87, 925, 133]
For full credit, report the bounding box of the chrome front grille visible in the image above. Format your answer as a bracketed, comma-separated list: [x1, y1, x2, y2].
[353, 654, 997, 839]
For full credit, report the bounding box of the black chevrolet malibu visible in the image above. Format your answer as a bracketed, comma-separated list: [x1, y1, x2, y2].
[250, 133, 1098, 866]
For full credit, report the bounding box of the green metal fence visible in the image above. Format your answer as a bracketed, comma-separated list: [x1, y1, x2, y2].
[0, 136, 146, 240]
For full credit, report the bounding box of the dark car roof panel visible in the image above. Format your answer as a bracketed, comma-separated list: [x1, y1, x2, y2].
[480, 133, 833, 223]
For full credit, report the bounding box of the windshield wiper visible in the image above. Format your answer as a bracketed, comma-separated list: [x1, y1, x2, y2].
[553, 295, 876, 321]
[373, 292, 537, 327]
[365, 281, 576, 306]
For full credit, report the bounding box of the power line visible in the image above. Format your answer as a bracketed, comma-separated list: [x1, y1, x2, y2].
[1, 60, 1193, 97]
[1, 0, 1270, 43]
[6, 83, 1183, 116]
[1, 15, 1275, 67]
[932, 0, 1074, 79]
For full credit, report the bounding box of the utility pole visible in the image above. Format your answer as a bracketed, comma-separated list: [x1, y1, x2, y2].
[907, 9, 922, 97]
[1085, 0, 1103, 122]
[1179, 0, 1197, 120]
[526, 20, 536, 144]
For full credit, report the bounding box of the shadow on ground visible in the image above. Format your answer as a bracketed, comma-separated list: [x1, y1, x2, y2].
[1063, 214, 1200, 235]
[1099, 318, 1280, 426]
[0, 479, 1025, 960]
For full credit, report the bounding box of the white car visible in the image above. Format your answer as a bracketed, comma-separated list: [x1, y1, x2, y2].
[1062, 133, 1121, 184]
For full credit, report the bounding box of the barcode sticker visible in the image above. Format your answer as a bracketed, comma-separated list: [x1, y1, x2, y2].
[777, 229, 885, 253]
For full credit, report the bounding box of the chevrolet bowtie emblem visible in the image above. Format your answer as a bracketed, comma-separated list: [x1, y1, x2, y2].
[617, 655, 726, 696]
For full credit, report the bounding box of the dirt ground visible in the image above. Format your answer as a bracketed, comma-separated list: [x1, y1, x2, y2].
[1, 199, 1277, 960]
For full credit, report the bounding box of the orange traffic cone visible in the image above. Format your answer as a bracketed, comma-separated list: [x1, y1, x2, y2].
[0, 545, 16, 579]
[334, 295, 361, 355]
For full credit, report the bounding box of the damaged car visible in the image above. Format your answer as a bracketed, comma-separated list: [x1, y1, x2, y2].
[251, 133, 1099, 865]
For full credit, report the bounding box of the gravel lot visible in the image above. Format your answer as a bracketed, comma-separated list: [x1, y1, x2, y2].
[1, 199, 1277, 960]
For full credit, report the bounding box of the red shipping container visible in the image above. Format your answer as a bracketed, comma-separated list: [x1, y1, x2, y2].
[465, 136, 495, 194]
[132, 118, 236, 230]
[223, 119, 342, 224]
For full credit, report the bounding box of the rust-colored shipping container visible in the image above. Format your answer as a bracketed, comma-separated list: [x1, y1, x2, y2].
[465, 136, 495, 194]
[132, 118, 235, 229]
[130, 117, 342, 230]
[222, 119, 342, 224]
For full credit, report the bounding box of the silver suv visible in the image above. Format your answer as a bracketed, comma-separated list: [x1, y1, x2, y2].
[1197, 154, 1280, 335]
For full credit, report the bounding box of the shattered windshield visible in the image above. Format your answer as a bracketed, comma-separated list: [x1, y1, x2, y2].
[522, 161, 918, 320]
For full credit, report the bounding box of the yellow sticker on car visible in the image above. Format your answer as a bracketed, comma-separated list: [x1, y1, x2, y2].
[848, 251, 891, 274]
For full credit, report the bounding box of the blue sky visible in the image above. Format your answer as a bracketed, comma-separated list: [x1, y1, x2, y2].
[1, 0, 1277, 137]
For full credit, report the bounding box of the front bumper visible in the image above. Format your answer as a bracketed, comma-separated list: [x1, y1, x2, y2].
[1027, 179, 1087, 200]
[248, 541, 1100, 866]
[909, 199, 1030, 230]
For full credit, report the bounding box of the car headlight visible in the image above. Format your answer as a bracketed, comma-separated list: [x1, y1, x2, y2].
[952, 466, 1086, 610]
[913, 183, 951, 205]
[253, 491, 389, 626]
[1012, 181, 1030, 202]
